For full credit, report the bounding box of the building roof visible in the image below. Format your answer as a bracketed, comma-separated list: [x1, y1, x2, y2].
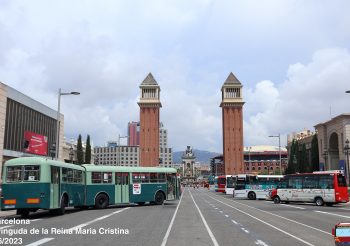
[223, 72, 241, 85]
[141, 73, 158, 86]
[244, 145, 287, 152]
[314, 113, 350, 128]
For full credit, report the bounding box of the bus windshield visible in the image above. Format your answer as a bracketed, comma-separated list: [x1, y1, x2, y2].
[337, 174, 347, 187]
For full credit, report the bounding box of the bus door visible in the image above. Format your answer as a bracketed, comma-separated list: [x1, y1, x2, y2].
[166, 174, 176, 200]
[50, 166, 60, 209]
[115, 173, 129, 204]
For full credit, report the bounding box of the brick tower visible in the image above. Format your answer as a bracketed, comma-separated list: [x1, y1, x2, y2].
[220, 72, 245, 174]
[138, 73, 162, 167]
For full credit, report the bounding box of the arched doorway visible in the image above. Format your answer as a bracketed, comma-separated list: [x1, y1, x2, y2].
[329, 132, 340, 170]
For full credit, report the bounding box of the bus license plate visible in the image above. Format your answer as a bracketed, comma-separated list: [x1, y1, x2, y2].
[4, 205, 15, 209]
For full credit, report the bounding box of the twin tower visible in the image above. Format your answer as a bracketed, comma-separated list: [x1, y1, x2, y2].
[137, 72, 244, 175]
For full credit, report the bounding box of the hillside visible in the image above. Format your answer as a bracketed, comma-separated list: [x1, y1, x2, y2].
[172, 149, 221, 164]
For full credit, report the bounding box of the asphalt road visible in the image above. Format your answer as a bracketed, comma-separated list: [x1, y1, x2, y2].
[1, 188, 349, 246]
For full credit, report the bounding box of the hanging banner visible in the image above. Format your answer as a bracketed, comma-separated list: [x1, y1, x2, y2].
[24, 131, 48, 156]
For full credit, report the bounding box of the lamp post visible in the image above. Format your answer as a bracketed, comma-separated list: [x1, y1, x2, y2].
[248, 147, 252, 173]
[344, 139, 350, 185]
[55, 88, 80, 160]
[269, 134, 282, 174]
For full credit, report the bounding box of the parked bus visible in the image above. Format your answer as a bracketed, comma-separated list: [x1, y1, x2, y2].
[234, 174, 283, 200]
[83, 164, 179, 208]
[214, 176, 218, 192]
[1, 157, 180, 217]
[208, 176, 216, 191]
[270, 171, 348, 206]
[217, 175, 226, 193]
[1, 157, 85, 217]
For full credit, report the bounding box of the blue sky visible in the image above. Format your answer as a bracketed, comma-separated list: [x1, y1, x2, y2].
[1, 0, 350, 152]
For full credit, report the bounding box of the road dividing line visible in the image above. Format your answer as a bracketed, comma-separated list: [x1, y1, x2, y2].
[214, 194, 331, 236]
[314, 210, 350, 219]
[208, 195, 315, 246]
[279, 204, 305, 210]
[25, 238, 55, 246]
[255, 239, 269, 246]
[160, 187, 185, 246]
[189, 190, 219, 246]
[69, 207, 130, 231]
[0, 225, 13, 230]
[231, 220, 238, 225]
[225, 215, 229, 218]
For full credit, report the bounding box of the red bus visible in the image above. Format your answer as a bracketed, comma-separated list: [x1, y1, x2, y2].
[217, 175, 226, 193]
[271, 171, 349, 206]
[332, 222, 350, 245]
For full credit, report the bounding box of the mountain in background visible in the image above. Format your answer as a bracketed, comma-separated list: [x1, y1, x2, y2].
[172, 149, 221, 164]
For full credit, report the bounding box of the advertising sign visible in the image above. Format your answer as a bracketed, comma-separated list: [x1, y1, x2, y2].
[24, 131, 48, 156]
[133, 184, 141, 195]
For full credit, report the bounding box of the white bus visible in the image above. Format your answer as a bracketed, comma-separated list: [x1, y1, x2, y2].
[234, 174, 283, 200]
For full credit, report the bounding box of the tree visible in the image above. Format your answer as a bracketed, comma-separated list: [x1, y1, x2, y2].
[286, 139, 297, 174]
[299, 143, 308, 173]
[77, 134, 84, 164]
[85, 135, 91, 164]
[311, 134, 320, 171]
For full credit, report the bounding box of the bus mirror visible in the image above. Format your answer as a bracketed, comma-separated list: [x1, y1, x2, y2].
[332, 228, 335, 236]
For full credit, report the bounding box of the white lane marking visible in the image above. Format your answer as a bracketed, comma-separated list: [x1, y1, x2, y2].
[189, 190, 219, 246]
[26, 238, 55, 246]
[225, 215, 229, 218]
[30, 219, 42, 222]
[216, 194, 331, 236]
[231, 220, 238, 225]
[214, 207, 218, 210]
[280, 204, 305, 210]
[69, 207, 130, 231]
[161, 188, 185, 246]
[208, 195, 315, 246]
[241, 228, 249, 234]
[339, 208, 350, 211]
[0, 225, 13, 230]
[219, 211, 223, 213]
[314, 210, 350, 219]
[255, 240, 269, 246]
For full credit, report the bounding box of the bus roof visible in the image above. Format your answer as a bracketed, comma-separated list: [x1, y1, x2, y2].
[82, 164, 177, 173]
[4, 157, 85, 171]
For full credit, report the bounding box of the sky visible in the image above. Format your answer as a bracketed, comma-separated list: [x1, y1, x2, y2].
[0, 0, 350, 153]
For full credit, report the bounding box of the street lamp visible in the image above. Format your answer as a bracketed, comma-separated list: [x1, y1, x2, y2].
[55, 88, 80, 160]
[344, 139, 350, 185]
[269, 134, 282, 174]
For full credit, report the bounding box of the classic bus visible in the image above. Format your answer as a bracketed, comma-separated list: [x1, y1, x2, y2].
[83, 165, 180, 208]
[217, 175, 226, 193]
[271, 171, 349, 206]
[234, 174, 283, 200]
[1, 157, 180, 217]
[1, 157, 85, 217]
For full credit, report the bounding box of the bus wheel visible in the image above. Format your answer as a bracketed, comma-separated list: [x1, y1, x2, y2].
[273, 196, 281, 204]
[248, 192, 256, 200]
[95, 193, 109, 209]
[17, 209, 30, 218]
[57, 195, 68, 215]
[315, 197, 324, 206]
[154, 191, 165, 205]
[137, 202, 145, 206]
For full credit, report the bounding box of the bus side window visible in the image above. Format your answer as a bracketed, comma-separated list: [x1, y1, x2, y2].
[62, 168, 67, 183]
[132, 173, 140, 183]
[103, 172, 112, 183]
[6, 166, 22, 182]
[92, 172, 102, 183]
[116, 173, 122, 185]
[67, 169, 74, 183]
[150, 173, 158, 183]
[158, 173, 166, 183]
[319, 175, 333, 189]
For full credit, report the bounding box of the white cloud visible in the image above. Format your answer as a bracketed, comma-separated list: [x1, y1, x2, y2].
[244, 48, 350, 147]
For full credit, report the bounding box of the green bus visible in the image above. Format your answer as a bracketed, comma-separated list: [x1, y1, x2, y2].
[1, 157, 180, 217]
[1, 157, 85, 217]
[83, 165, 180, 208]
